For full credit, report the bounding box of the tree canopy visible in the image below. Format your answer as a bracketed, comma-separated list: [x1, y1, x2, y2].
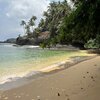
[17, 0, 100, 49]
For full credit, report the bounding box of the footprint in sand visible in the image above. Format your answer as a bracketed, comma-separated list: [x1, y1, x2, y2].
[91, 76, 94, 79]
[87, 72, 89, 74]
[91, 76, 95, 81]
[81, 88, 83, 90]
[83, 76, 85, 78]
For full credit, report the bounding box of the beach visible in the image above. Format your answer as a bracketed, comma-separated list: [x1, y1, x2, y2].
[0, 0, 99, 99]
[0, 54, 100, 100]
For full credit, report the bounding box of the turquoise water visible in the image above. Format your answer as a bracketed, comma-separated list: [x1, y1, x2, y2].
[0, 43, 71, 84]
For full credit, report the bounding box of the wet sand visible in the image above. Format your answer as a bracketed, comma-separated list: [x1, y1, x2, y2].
[0, 55, 100, 100]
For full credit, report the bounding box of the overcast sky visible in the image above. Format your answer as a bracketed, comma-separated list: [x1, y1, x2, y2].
[0, 0, 68, 41]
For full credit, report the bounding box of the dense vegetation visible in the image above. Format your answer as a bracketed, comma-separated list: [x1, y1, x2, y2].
[16, 0, 100, 49]
[58, 0, 100, 48]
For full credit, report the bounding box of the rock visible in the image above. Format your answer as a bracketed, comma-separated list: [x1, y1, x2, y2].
[58, 93, 60, 96]
[81, 88, 83, 90]
[91, 76, 94, 79]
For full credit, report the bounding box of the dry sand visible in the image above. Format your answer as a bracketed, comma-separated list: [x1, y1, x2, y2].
[0, 56, 100, 100]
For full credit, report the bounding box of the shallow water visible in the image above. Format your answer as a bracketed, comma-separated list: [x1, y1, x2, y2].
[0, 43, 77, 84]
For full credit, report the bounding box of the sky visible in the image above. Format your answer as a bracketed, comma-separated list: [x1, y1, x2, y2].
[0, 0, 69, 41]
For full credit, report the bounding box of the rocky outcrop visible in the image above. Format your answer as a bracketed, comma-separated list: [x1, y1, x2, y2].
[16, 31, 50, 45]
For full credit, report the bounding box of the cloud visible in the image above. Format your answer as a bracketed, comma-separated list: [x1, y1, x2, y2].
[6, 0, 50, 20]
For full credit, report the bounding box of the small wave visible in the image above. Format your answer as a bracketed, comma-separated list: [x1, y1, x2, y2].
[21, 45, 40, 49]
[25, 71, 41, 77]
[0, 71, 41, 85]
[0, 75, 23, 85]
[27, 46, 39, 48]
[3, 43, 14, 47]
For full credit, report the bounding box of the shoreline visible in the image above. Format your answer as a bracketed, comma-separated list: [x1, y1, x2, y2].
[0, 54, 97, 91]
[0, 43, 93, 89]
[0, 55, 100, 100]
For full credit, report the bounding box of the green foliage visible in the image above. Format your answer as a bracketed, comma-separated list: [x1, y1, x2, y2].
[29, 17, 35, 26]
[84, 39, 98, 49]
[19, 0, 100, 49]
[29, 16, 37, 32]
[40, 43, 46, 49]
[84, 35, 100, 49]
[33, 28, 41, 38]
[39, 0, 71, 46]
[20, 15, 37, 37]
[58, 0, 100, 46]
[96, 35, 100, 48]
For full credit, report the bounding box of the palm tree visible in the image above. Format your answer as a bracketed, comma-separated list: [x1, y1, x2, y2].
[20, 20, 26, 34]
[38, 18, 45, 30]
[29, 16, 37, 33]
[33, 28, 40, 38]
[25, 24, 31, 37]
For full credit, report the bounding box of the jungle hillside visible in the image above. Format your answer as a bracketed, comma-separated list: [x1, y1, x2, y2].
[16, 0, 100, 49]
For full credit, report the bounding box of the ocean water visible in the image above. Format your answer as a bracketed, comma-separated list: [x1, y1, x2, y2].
[0, 43, 75, 84]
